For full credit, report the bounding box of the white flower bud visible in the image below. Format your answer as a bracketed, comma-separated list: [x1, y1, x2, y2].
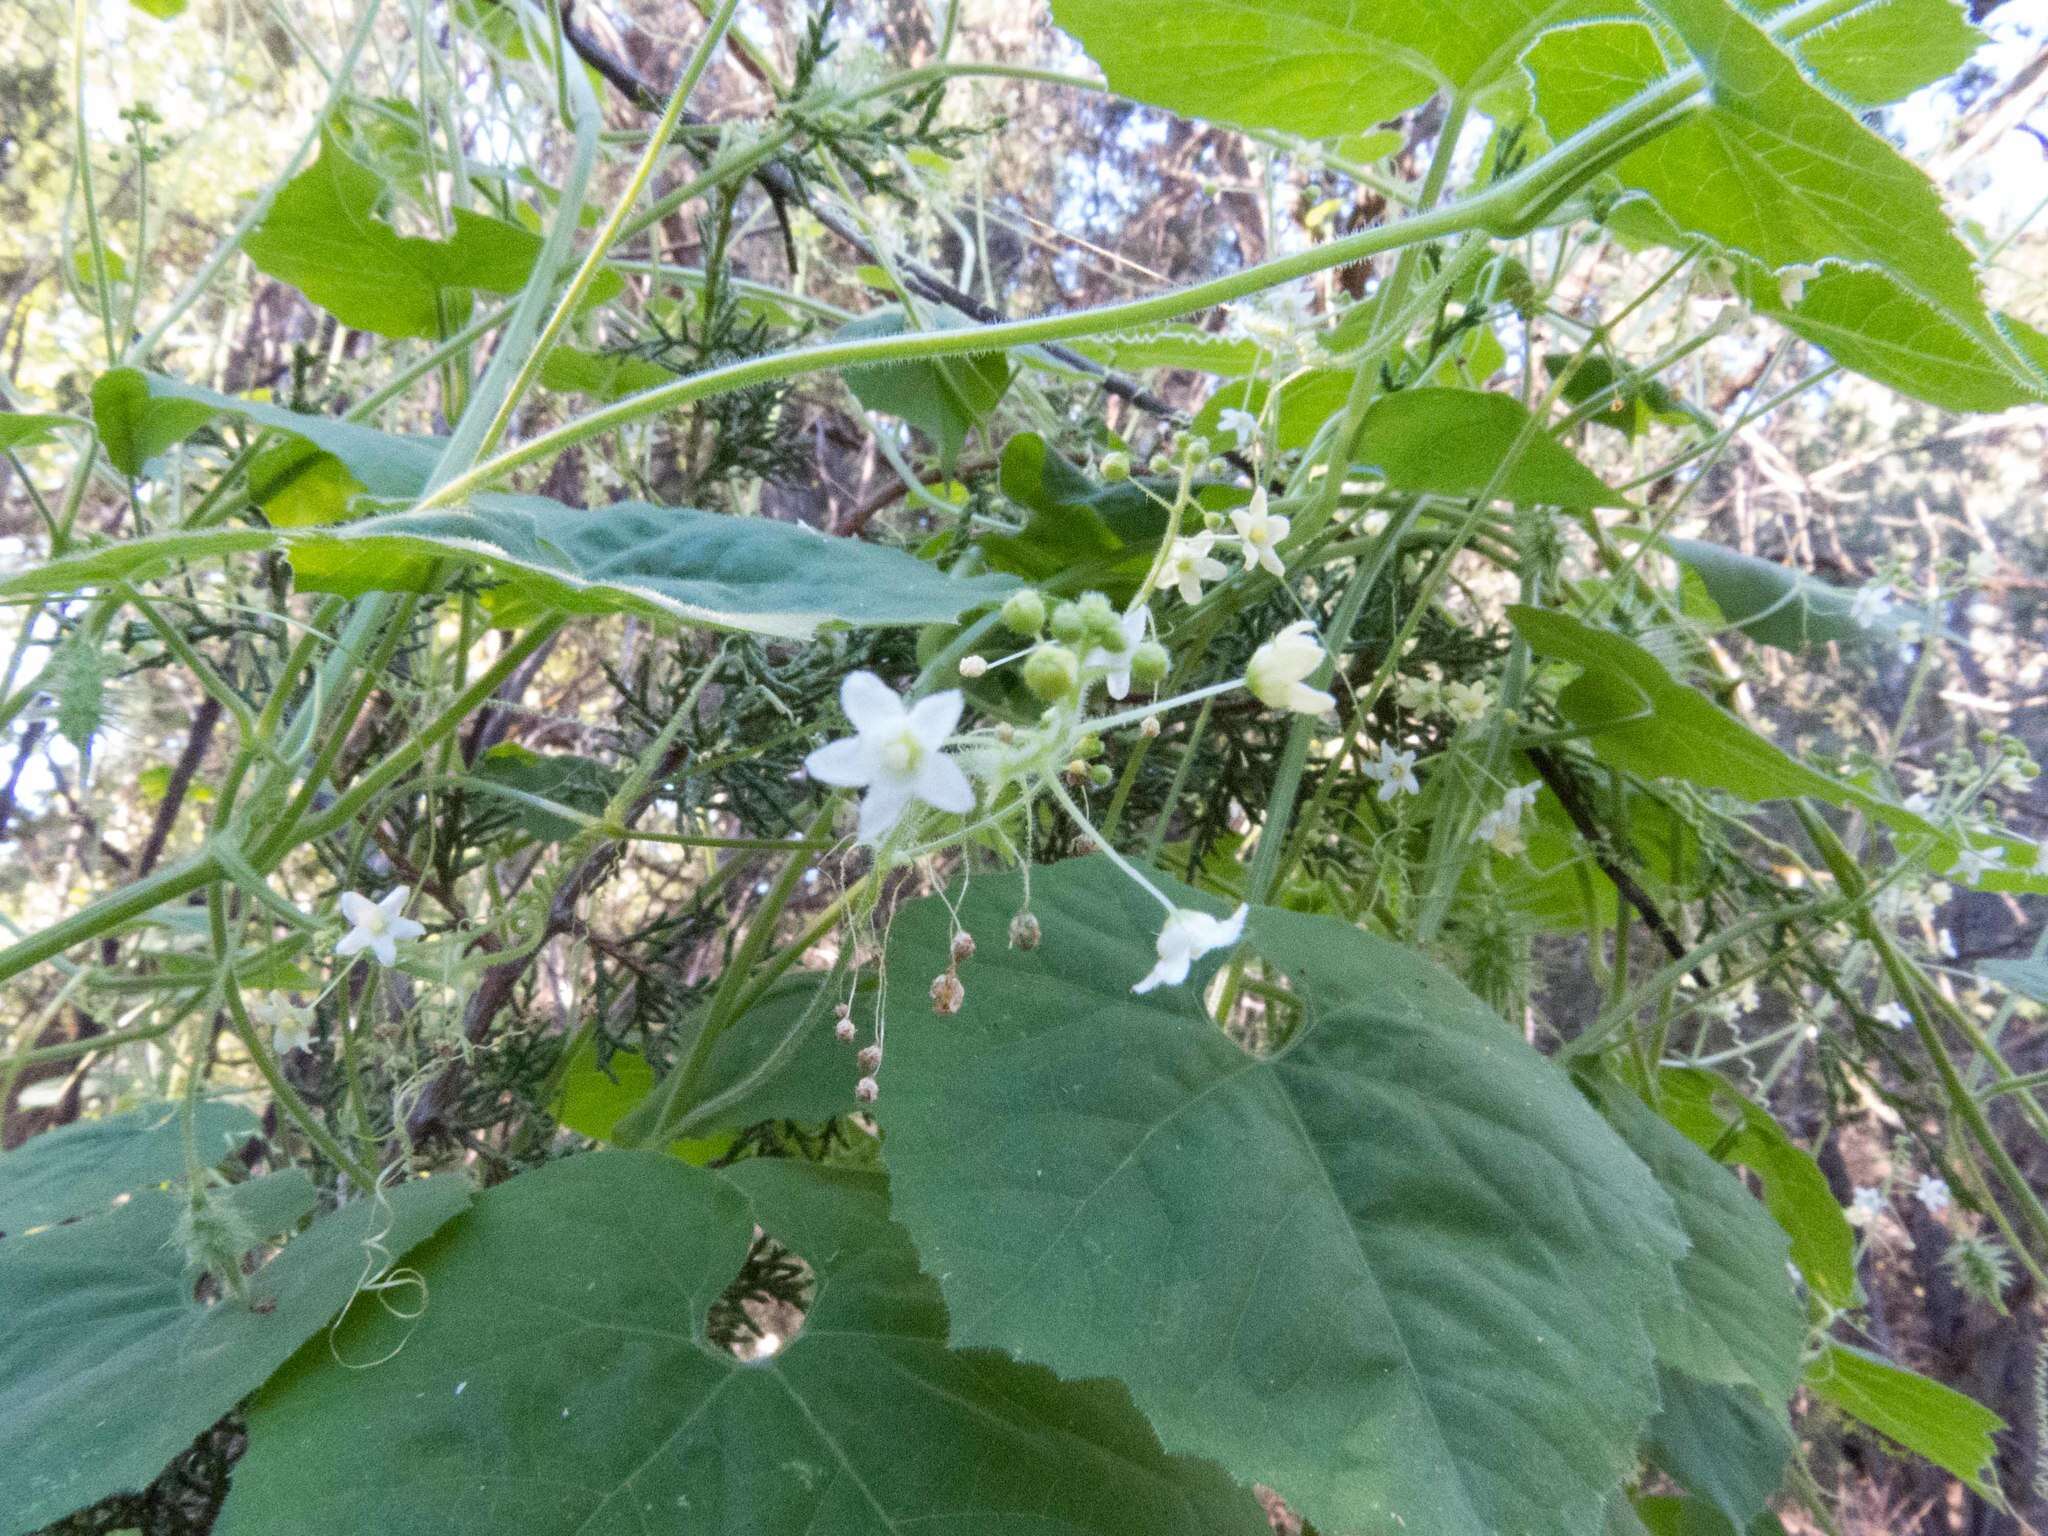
[1247, 621, 1337, 716]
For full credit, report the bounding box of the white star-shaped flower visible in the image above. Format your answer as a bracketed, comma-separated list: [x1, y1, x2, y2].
[1872, 1001, 1912, 1030]
[1915, 1174, 1951, 1215]
[1370, 748, 1420, 801]
[1132, 904, 1248, 994]
[1229, 489, 1290, 578]
[1163, 534, 1228, 604]
[1217, 407, 1258, 449]
[1502, 780, 1541, 818]
[1247, 621, 1335, 716]
[804, 671, 975, 844]
[1846, 1186, 1885, 1227]
[1951, 843, 2005, 885]
[1850, 583, 1894, 630]
[250, 995, 316, 1054]
[335, 886, 425, 968]
[1084, 608, 1149, 701]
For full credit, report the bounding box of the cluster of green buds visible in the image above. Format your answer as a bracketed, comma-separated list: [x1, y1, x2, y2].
[999, 587, 1168, 706]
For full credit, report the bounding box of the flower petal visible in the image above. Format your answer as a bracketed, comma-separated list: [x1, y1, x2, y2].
[369, 934, 398, 968]
[855, 777, 915, 844]
[906, 689, 964, 748]
[334, 928, 370, 958]
[377, 885, 413, 917]
[840, 670, 904, 733]
[804, 734, 876, 787]
[339, 891, 376, 926]
[913, 752, 976, 816]
[389, 915, 427, 944]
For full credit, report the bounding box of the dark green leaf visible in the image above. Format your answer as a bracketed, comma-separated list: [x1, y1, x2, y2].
[1590, 1078, 1804, 1402]
[880, 856, 1686, 1536]
[242, 129, 621, 339]
[1807, 1342, 2004, 1494]
[1657, 1068, 1856, 1307]
[0, 1175, 469, 1536]
[538, 346, 675, 402]
[838, 307, 1012, 471]
[979, 430, 1178, 592]
[1507, 607, 2048, 893]
[0, 411, 88, 452]
[0, 1101, 259, 1236]
[219, 1153, 1269, 1536]
[1546, 355, 1701, 440]
[1665, 537, 1891, 651]
[1645, 1370, 1793, 1528]
[1737, 266, 2046, 414]
[1357, 388, 1626, 508]
[90, 367, 444, 500]
[1758, 0, 1984, 107]
[1980, 958, 2048, 1004]
[1192, 370, 1354, 453]
[554, 981, 852, 1144]
[286, 492, 1019, 638]
[1050, 0, 1598, 137]
[469, 743, 621, 841]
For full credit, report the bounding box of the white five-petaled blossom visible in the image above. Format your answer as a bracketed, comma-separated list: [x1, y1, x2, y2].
[1163, 533, 1228, 604]
[335, 886, 425, 968]
[1229, 490, 1290, 578]
[1846, 1186, 1886, 1227]
[804, 671, 975, 845]
[250, 995, 315, 1055]
[1370, 748, 1420, 802]
[1132, 904, 1249, 994]
[1472, 780, 1542, 856]
[1952, 843, 2006, 885]
[1441, 679, 1493, 727]
[1872, 1001, 1912, 1031]
[1849, 583, 1894, 630]
[1217, 407, 1258, 449]
[1084, 608, 1150, 701]
[1915, 1174, 1951, 1216]
[1247, 621, 1336, 716]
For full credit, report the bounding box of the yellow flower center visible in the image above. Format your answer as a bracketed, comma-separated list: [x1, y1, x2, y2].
[880, 730, 923, 777]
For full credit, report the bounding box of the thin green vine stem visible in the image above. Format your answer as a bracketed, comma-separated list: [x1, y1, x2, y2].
[469, 0, 742, 463]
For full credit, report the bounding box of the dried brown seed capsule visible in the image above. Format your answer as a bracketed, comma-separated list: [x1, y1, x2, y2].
[854, 1076, 879, 1104]
[834, 1017, 857, 1043]
[951, 930, 977, 963]
[833, 1002, 851, 1020]
[930, 972, 965, 1014]
[1008, 911, 1041, 950]
[857, 1044, 883, 1073]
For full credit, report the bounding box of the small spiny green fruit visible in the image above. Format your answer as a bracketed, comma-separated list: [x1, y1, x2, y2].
[1001, 589, 1047, 637]
[1024, 644, 1080, 701]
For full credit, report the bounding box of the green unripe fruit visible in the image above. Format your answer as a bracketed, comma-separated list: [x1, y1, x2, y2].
[1089, 764, 1113, 788]
[1077, 733, 1104, 758]
[1100, 450, 1131, 482]
[1148, 453, 1172, 474]
[1023, 644, 1079, 701]
[1001, 589, 1047, 636]
[1076, 591, 1115, 630]
[1048, 601, 1088, 645]
[1130, 641, 1170, 687]
[1181, 435, 1210, 463]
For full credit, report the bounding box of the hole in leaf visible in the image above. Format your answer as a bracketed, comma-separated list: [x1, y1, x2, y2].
[707, 1227, 814, 1361]
[1207, 951, 1305, 1058]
